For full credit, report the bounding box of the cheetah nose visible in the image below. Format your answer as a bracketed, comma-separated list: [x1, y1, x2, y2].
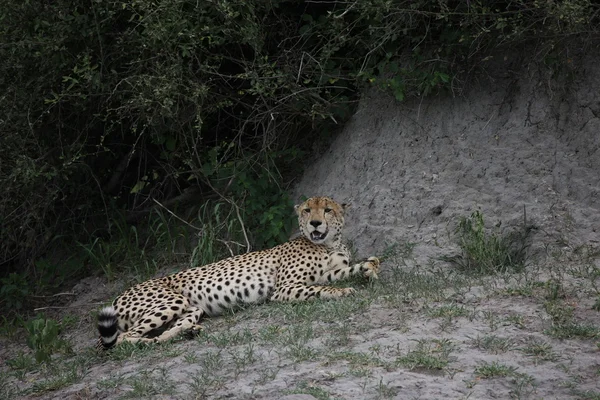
[310, 220, 322, 228]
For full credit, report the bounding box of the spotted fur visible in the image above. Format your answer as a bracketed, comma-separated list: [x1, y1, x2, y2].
[97, 196, 379, 349]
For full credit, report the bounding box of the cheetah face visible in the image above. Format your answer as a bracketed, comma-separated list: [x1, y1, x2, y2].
[295, 197, 347, 245]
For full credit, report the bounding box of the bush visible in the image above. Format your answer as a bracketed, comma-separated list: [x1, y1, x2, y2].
[24, 315, 72, 363]
[1, 0, 598, 275]
[442, 211, 531, 275]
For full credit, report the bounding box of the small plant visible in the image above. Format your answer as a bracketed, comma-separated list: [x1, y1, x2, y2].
[6, 352, 37, 379]
[425, 304, 470, 319]
[24, 315, 71, 363]
[474, 361, 518, 378]
[396, 338, 455, 371]
[574, 390, 600, 400]
[375, 378, 398, 399]
[0, 370, 19, 399]
[288, 381, 335, 400]
[546, 322, 600, 339]
[482, 311, 500, 331]
[230, 343, 259, 374]
[287, 343, 318, 362]
[256, 367, 279, 384]
[544, 300, 600, 339]
[189, 201, 233, 268]
[504, 314, 526, 329]
[509, 373, 537, 399]
[520, 338, 559, 362]
[471, 335, 516, 354]
[30, 364, 84, 395]
[380, 241, 416, 264]
[0, 315, 22, 339]
[545, 279, 566, 301]
[105, 341, 154, 362]
[0, 273, 30, 312]
[183, 353, 199, 364]
[187, 371, 225, 399]
[441, 211, 531, 275]
[200, 351, 224, 371]
[121, 368, 176, 399]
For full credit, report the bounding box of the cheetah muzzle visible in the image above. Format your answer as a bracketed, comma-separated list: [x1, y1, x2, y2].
[96, 196, 380, 350]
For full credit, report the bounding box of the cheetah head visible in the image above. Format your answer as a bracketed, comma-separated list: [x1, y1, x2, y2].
[295, 197, 347, 245]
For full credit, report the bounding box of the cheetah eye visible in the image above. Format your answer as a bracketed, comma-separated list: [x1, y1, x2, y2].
[324, 208, 332, 213]
[303, 208, 311, 213]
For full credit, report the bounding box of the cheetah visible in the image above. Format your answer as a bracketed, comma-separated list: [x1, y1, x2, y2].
[97, 196, 380, 349]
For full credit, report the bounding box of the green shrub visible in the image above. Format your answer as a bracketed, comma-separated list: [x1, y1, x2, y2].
[24, 315, 72, 363]
[442, 211, 531, 275]
[0, 273, 30, 312]
[1, 0, 597, 275]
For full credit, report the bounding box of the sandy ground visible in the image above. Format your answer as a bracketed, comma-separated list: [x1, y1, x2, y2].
[1, 50, 599, 399]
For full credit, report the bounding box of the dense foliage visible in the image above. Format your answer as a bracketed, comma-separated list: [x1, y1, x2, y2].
[1, 0, 598, 279]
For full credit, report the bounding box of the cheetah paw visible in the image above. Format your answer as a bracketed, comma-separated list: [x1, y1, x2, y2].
[342, 287, 357, 296]
[185, 324, 203, 338]
[364, 256, 380, 279]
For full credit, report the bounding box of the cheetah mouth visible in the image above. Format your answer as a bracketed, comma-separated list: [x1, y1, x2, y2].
[310, 231, 328, 242]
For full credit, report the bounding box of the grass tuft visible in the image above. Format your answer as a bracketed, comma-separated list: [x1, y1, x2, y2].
[441, 210, 531, 275]
[471, 335, 516, 354]
[474, 361, 519, 378]
[396, 338, 456, 371]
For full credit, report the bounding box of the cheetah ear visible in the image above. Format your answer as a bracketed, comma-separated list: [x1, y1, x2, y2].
[341, 203, 350, 211]
[294, 204, 301, 215]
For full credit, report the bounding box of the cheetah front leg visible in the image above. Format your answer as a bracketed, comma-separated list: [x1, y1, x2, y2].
[318, 256, 380, 283]
[270, 283, 356, 302]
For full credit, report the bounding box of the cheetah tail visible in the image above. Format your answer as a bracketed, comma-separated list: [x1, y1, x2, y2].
[97, 306, 119, 350]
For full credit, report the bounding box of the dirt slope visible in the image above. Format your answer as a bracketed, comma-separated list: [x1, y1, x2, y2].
[294, 51, 600, 264]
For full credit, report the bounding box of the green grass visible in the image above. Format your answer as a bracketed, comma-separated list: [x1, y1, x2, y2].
[471, 335, 516, 354]
[5, 351, 37, 379]
[230, 343, 261, 375]
[324, 320, 353, 347]
[375, 378, 399, 399]
[287, 381, 340, 400]
[396, 339, 456, 371]
[4, 233, 600, 399]
[255, 367, 279, 385]
[187, 370, 225, 399]
[520, 338, 559, 362]
[199, 327, 254, 348]
[377, 264, 472, 304]
[30, 366, 84, 395]
[121, 368, 176, 399]
[503, 280, 545, 297]
[504, 314, 526, 329]
[104, 340, 184, 362]
[286, 343, 319, 362]
[474, 361, 519, 378]
[425, 303, 471, 319]
[0, 370, 18, 399]
[328, 351, 385, 373]
[544, 300, 600, 339]
[546, 323, 600, 339]
[441, 210, 531, 275]
[574, 390, 600, 400]
[22, 354, 93, 396]
[509, 373, 537, 399]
